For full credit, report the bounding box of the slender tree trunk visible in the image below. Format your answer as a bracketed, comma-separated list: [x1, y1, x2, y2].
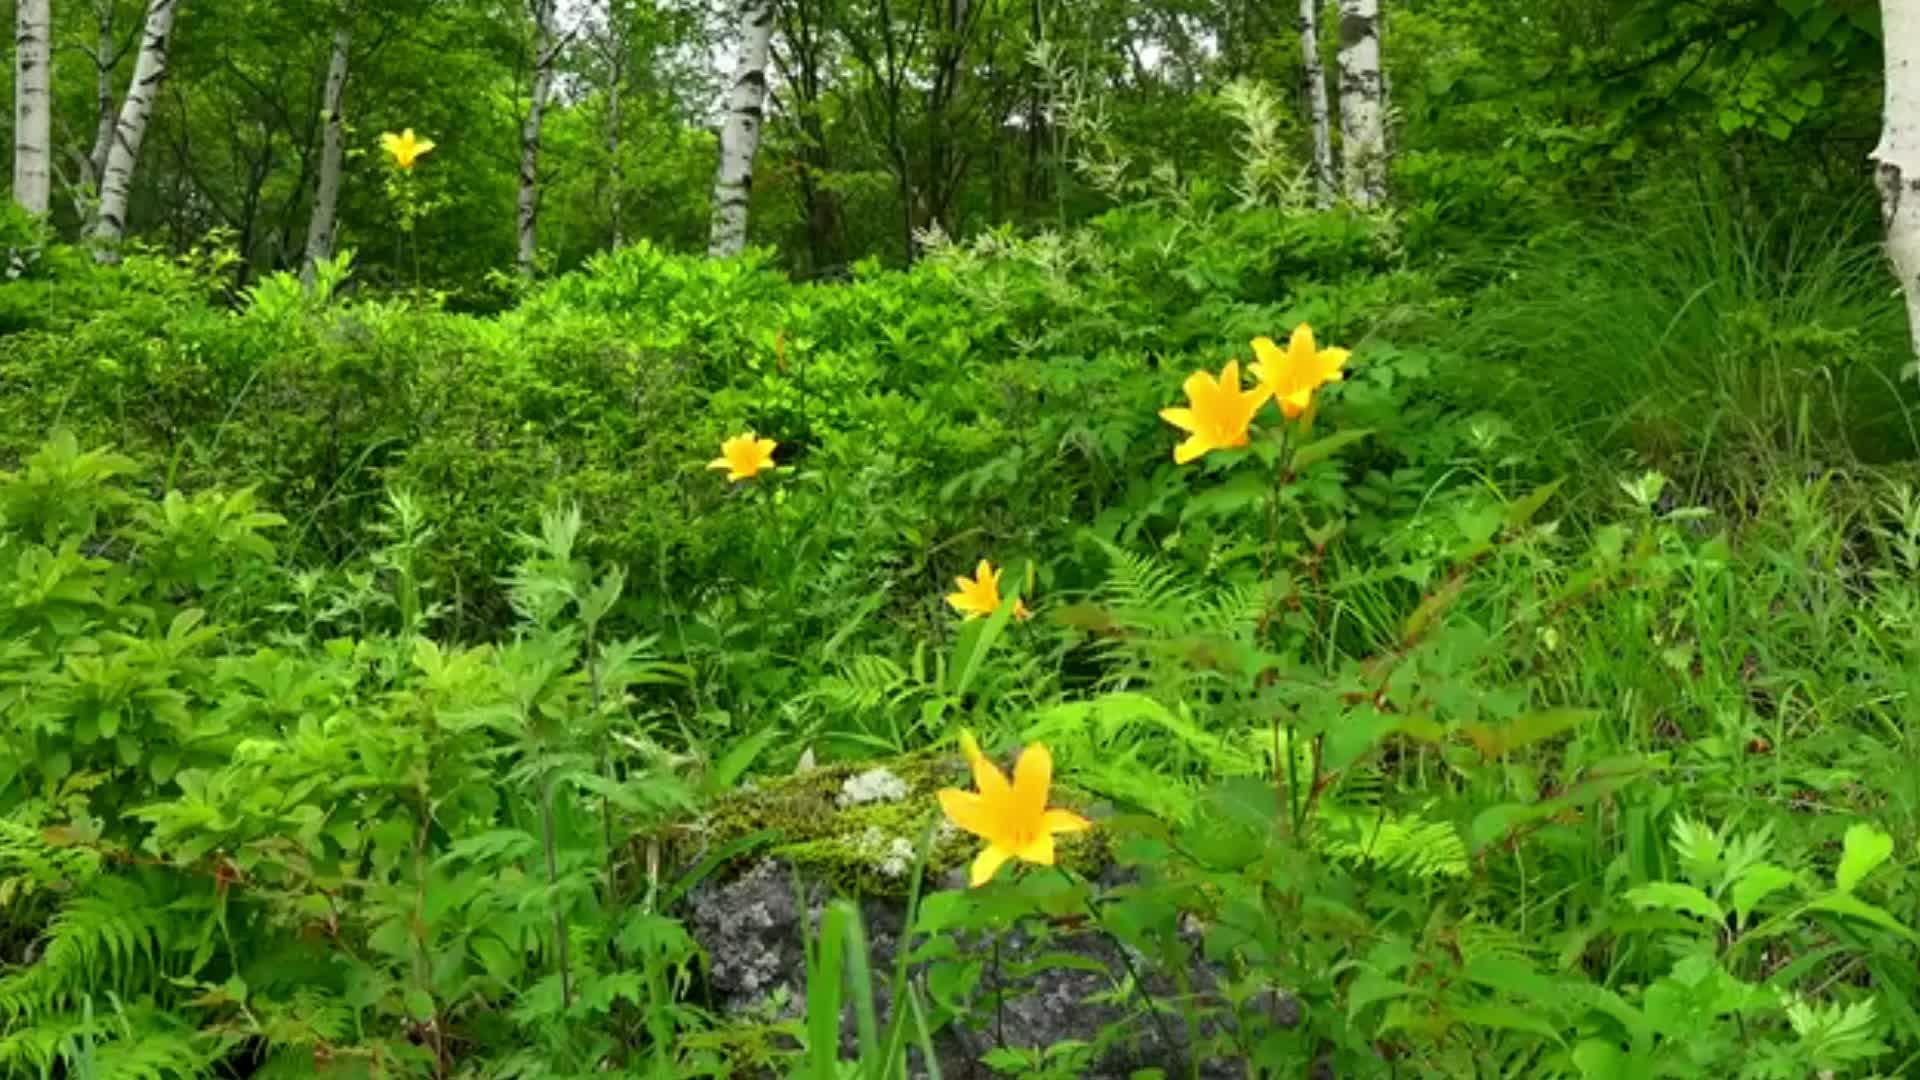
[88, 1, 119, 185]
[91, 0, 184, 260]
[517, 0, 559, 278]
[708, 0, 774, 257]
[12, 0, 52, 217]
[1876, 0, 1920, 380]
[1335, 0, 1387, 208]
[606, 52, 625, 249]
[1023, 0, 1046, 209]
[303, 19, 354, 285]
[1300, 0, 1335, 209]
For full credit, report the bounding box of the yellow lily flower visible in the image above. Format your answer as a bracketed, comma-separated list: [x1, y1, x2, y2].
[1158, 360, 1270, 464]
[938, 732, 1092, 887]
[709, 432, 778, 481]
[1250, 324, 1349, 420]
[946, 560, 1032, 621]
[380, 129, 435, 171]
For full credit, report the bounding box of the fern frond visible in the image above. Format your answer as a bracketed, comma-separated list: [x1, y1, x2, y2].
[0, 819, 103, 906]
[1097, 542, 1198, 627]
[1320, 807, 1469, 881]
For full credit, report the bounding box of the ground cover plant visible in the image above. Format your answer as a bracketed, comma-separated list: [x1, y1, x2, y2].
[6, 0, 1920, 1077]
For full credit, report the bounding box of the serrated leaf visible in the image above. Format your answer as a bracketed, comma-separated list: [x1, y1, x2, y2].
[1347, 970, 1410, 1019]
[1459, 708, 1596, 759]
[1807, 892, 1918, 941]
[1731, 864, 1797, 925]
[1624, 881, 1722, 923]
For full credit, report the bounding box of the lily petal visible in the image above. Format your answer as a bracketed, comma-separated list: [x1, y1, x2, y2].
[1158, 407, 1198, 433]
[1174, 436, 1209, 464]
[1181, 369, 1217, 404]
[1013, 743, 1053, 820]
[937, 788, 995, 839]
[970, 844, 1014, 887]
[966, 741, 1012, 804]
[1289, 323, 1317, 362]
[1318, 347, 1350, 381]
[1015, 831, 1056, 866]
[1042, 807, 1093, 834]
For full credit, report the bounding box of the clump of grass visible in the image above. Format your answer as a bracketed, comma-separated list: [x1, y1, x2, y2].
[1456, 188, 1920, 508]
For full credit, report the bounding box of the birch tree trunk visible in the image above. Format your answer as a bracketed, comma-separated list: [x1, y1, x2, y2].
[707, 0, 774, 258]
[12, 0, 53, 217]
[607, 69, 625, 249]
[1299, 0, 1335, 209]
[1877, 0, 1920, 380]
[302, 19, 354, 286]
[88, 0, 120, 185]
[90, 0, 184, 260]
[516, 0, 559, 278]
[1335, 0, 1388, 209]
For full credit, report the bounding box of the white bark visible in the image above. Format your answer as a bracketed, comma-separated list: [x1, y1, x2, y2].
[303, 19, 354, 285]
[87, 0, 120, 186]
[707, 0, 774, 258]
[1877, 0, 1920, 380]
[517, 0, 559, 278]
[90, 0, 184, 259]
[12, 0, 53, 217]
[1335, 0, 1387, 209]
[1300, 0, 1335, 209]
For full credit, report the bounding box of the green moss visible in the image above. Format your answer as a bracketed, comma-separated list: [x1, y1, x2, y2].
[688, 750, 1106, 897]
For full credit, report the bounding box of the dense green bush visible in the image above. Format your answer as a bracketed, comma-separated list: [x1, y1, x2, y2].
[4, 188, 1920, 1076]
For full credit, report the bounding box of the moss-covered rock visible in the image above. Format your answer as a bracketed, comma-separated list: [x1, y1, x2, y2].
[683, 749, 1105, 897]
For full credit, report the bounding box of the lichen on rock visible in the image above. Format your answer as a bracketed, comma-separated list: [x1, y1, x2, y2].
[680, 749, 1103, 899]
[835, 766, 911, 808]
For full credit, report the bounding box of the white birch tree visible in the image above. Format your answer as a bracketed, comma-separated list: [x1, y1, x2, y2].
[1335, 0, 1387, 208]
[517, 0, 560, 278]
[83, 0, 133, 189]
[1300, 0, 1335, 209]
[303, 14, 355, 285]
[708, 0, 774, 258]
[12, 0, 53, 217]
[90, 0, 185, 259]
[1877, 0, 1920, 380]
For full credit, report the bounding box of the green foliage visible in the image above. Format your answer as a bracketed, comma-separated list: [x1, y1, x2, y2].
[4, 11, 1920, 1064]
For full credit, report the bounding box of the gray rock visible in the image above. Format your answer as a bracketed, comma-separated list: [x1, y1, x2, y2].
[684, 857, 1253, 1078]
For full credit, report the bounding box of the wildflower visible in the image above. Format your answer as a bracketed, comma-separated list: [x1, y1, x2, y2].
[938, 732, 1092, 887]
[946, 560, 1032, 621]
[1250, 324, 1349, 420]
[380, 129, 435, 171]
[709, 433, 778, 481]
[1158, 360, 1269, 464]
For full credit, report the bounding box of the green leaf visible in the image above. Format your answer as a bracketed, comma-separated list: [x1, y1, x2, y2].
[1291, 428, 1374, 471]
[1730, 864, 1797, 925]
[1346, 970, 1410, 1019]
[1807, 893, 1918, 941]
[1572, 1039, 1629, 1080]
[1623, 882, 1722, 924]
[404, 988, 436, 1022]
[1451, 1003, 1566, 1047]
[708, 728, 781, 794]
[1835, 823, 1893, 893]
[1503, 478, 1565, 531]
[951, 587, 1020, 699]
[1458, 708, 1596, 759]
